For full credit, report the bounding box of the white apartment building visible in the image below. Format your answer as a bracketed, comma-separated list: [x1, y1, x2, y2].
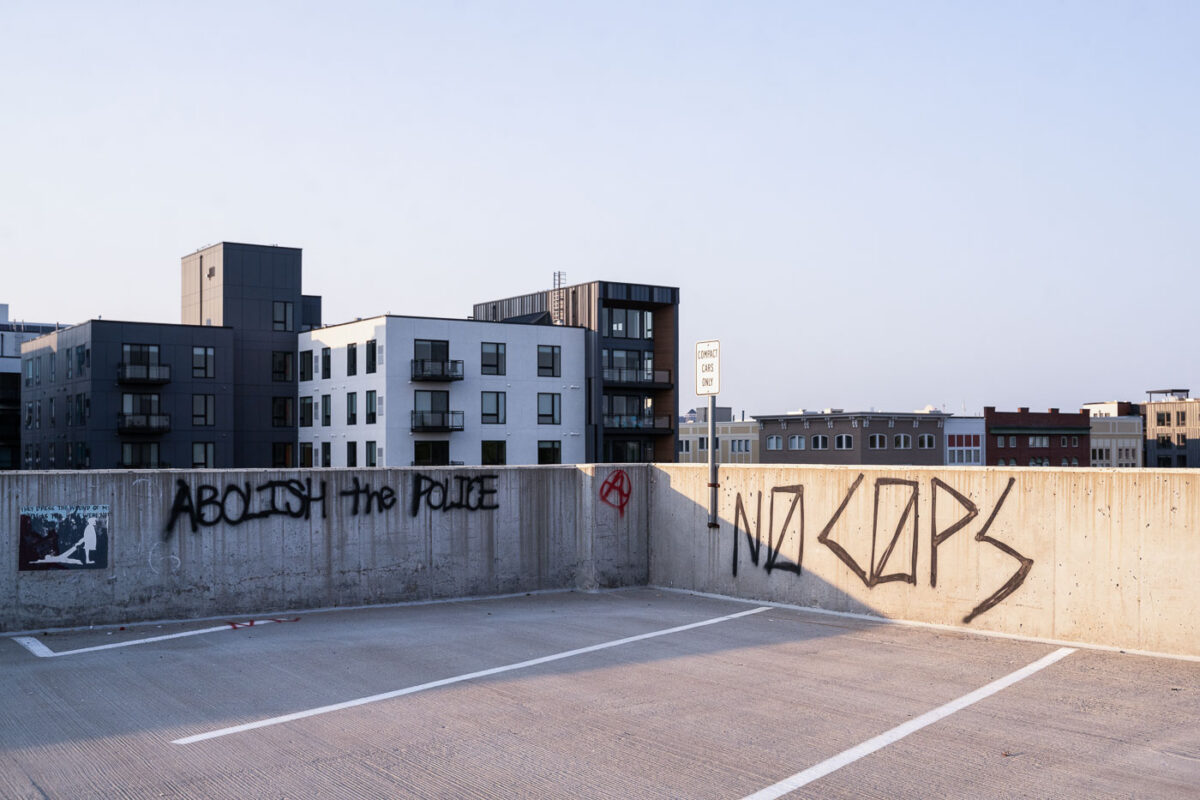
[1083, 402, 1144, 468]
[298, 315, 586, 467]
[944, 416, 985, 465]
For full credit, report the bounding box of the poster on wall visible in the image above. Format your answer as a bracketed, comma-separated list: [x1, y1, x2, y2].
[19, 505, 110, 570]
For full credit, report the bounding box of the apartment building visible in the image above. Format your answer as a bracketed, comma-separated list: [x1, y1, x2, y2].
[984, 407, 1090, 467]
[1081, 401, 1143, 468]
[1, 305, 58, 469]
[19, 320, 234, 468]
[20, 242, 321, 469]
[298, 315, 586, 467]
[944, 416, 986, 465]
[754, 409, 949, 465]
[473, 280, 679, 463]
[678, 420, 759, 464]
[1141, 389, 1200, 467]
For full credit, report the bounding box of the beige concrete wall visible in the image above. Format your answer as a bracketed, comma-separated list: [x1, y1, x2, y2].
[649, 465, 1200, 657]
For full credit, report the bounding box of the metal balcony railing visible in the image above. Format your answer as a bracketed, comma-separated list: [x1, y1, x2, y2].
[601, 368, 672, 385]
[411, 410, 465, 432]
[116, 413, 171, 433]
[117, 363, 171, 383]
[602, 415, 673, 430]
[411, 360, 465, 381]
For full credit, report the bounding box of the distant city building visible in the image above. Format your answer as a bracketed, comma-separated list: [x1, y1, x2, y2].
[677, 418, 759, 464]
[20, 242, 321, 469]
[1140, 389, 1199, 468]
[983, 407, 1090, 467]
[753, 409, 949, 465]
[473, 280, 679, 463]
[944, 416, 985, 465]
[1, 305, 59, 469]
[1082, 402, 1144, 468]
[298, 315, 586, 467]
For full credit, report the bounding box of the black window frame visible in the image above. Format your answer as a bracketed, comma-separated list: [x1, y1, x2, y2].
[481, 342, 506, 375]
[537, 440, 562, 465]
[271, 351, 295, 382]
[272, 396, 295, 428]
[347, 343, 357, 376]
[482, 391, 506, 424]
[192, 346, 215, 379]
[537, 345, 561, 377]
[537, 392, 561, 425]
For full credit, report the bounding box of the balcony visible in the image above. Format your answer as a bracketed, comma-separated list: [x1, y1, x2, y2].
[411, 360, 464, 381]
[117, 363, 171, 383]
[117, 413, 171, 433]
[602, 415, 673, 431]
[601, 368, 672, 386]
[411, 410, 465, 432]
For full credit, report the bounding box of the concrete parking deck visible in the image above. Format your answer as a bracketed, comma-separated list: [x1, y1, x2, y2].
[2, 588, 1197, 799]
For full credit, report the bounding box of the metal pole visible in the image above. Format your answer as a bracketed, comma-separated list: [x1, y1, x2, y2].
[708, 394, 719, 528]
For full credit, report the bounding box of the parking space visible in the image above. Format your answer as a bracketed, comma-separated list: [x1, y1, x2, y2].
[2, 588, 1197, 799]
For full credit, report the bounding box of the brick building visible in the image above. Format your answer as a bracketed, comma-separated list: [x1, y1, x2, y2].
[984, 406, 1090, 467]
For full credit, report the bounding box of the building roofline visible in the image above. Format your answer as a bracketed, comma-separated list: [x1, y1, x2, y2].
[185, 241, 303, 256]
[305, 313, 587, 332]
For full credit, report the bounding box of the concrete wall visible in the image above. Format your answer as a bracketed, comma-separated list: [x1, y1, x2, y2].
[2, 465, 650, 631]
[6, 463, 1200, 659]
[650, 465, 1200, 657]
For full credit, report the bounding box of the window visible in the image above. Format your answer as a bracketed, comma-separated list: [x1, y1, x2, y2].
[996, 435, 1006, 448]
[49, 352, 55, 382]
[414, 339, 449, 361]
[300, 396, 314, 427]
[273, 442, 294, 467]
[48, 398, 55, 427]
[698, 437, 708, 451]
[193, 346, 215, 378]
[835, 434, 853, 450]
[538, 345, 561, 377]
[121, 442, 160, 468]
[300, 349, 313, 381]
[894, 434, 911, 449]
[321, 441, 331, 467]
[918, 433, 935, 449]
[788, 434, 805, 450]
[192, 394, 215, 426]
[321, 394, 331, 426]
[366, 441, 377, 467]
[538, 393, 561, 424]
[413, 440, 450, 467]
[678, 439, 691, 455]
[272, 397, 295, 427]
[1060, 436, 1068, 447]
[603, 307, 653, 340]
[1178, 433, 1187, 447]
[347, 343, 357, 376]
[366, 340, 377, 373]
[1029, 435, 1049, 448]
[767, 435, 782, 451]
[366, 390, 377, 424]
[812, 435, 829, 450]
[273, 301, 294, 332]
[482, 391, 506, 424]
[868, 434, 887, 450]
[1071, 436, 1079, 447]
[347, 441, 357, 467]
[482, 441, 506, 466]
[481, 342, 506, 375]
[538, 440, 561, 464]
[321, 347, 331, 379]
[1178, 411, 1187, 426]
[23, 358, 32, 387]
[347, 392, 357, 425]
[300, 442, 314, 467]
[272, 351, 294, 382]
[192, 442, 214, 468]
[76, 345, 88, 377]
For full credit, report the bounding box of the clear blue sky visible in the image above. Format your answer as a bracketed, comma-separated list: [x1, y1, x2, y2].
[2, 2, 1196, 417]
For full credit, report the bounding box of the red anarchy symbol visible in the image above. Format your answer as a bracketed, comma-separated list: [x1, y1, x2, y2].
[599, 469, 632, 517]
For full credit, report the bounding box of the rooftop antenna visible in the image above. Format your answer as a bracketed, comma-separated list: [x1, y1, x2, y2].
[551, 271, 567, 325]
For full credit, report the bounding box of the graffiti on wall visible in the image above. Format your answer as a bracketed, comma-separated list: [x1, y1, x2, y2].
[731, 475, 1031, 624]
[410, 473, 499, 516]
[599, 469, 632, 517]
[20, 505, 110, 570]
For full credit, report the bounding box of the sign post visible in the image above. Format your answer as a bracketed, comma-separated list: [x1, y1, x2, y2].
[695, 340, 721, 529]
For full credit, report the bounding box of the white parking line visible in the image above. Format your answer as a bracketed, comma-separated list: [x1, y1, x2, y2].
[11, 619, 291, 658]
[741, 646, 1077, 799]
[173, 606, 769, 745]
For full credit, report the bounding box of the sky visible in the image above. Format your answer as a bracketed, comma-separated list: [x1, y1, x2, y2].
[2, 1, 1197, 418]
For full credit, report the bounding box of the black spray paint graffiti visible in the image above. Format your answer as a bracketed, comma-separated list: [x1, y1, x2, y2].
[165, 478, 330, 536]
[410, 473, 499, 516]
[732, 475, 1029, 624]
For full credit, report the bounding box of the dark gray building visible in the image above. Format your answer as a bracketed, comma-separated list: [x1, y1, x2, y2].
[1, 305, 59, 469]
[473, 280, 679, 462]
[19, 320, 234, 468]
[754, 409, 950, 466]
[181, 242, 322, 466]
[19, 242, 321, 469]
